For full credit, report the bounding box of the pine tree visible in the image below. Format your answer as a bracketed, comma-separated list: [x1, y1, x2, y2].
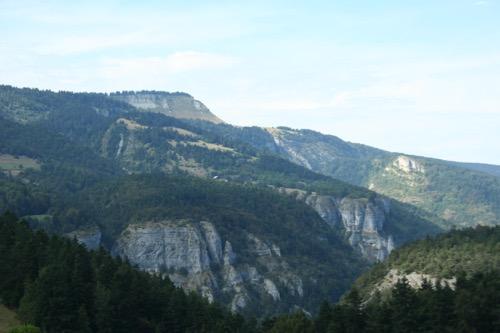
[390, 278, 419, 332]
[315, 301, 333, 333]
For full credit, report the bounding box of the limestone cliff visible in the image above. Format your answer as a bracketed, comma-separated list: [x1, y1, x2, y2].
[278, 188, 394, 262]
[110, 91, 224, 123]
[111, 220, 304, 313]
[307, 194, 394, 262]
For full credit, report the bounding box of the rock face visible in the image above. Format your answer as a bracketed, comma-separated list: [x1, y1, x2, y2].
[392, 155, 425, 173]
[110, 91, 224, 123]
[113, 221, 214, 274]
[302, 193, 394, 261]
[112, 220, 303, 313]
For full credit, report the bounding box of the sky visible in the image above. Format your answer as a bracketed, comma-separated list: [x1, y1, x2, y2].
[1, 0, 500, 164]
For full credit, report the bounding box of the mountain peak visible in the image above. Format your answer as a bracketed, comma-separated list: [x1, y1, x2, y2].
[110, 91, 224, 123]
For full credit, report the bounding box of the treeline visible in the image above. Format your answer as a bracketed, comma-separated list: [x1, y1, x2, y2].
[262, 272, 500, 333]
[0, 213, 251, 333]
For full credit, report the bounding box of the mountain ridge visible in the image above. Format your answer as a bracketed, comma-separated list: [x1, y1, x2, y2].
[1, 84, 493, 316]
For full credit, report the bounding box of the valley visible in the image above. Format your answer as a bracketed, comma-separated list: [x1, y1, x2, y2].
[0, 85, 499, 331]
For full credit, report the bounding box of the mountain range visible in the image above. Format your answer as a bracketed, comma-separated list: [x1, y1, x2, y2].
[1, 85, 499, 317]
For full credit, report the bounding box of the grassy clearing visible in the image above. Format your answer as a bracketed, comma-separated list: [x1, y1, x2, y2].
[0, 154, 40, 176]
[0, 304, 20, 333]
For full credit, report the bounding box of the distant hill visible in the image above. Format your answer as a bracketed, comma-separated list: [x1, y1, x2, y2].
[189, 122, 500, 229]
[447, 160, 500, 178]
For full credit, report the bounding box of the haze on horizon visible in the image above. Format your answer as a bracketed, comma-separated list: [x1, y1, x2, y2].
[1, 0, 499, 164]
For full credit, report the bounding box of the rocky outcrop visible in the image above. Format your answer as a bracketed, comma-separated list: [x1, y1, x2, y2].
[112, 220, 303, 313]
[373, 269, 456, 296]
[110, 91, 224, 123]
[392, 155, 425, 173]
[303, 193, 394, 261]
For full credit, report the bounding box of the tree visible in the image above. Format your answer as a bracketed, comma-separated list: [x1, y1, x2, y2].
[390, 278, 419, 332]
[315, 301, 333, 333]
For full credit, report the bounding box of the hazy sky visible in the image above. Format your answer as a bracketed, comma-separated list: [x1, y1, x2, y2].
[1, 0, 500, 164]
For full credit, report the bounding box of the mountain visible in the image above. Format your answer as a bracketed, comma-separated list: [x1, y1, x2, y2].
[188, 122, 500, 230]
[1, 85, 498, 327]
[0, 85, 444, 316]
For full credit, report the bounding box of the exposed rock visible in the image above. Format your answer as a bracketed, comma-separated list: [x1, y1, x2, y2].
[279, 274, 304, 297]
[113, 220, 211, 274]
[65, 228, 101, 250]
[243, 266, 262, 283]
[223, 264, 244, 289]
[110, 91, 224, 123]
[272, 244, 282, 257]
[305, 194, 341, 228]
[304, 193, 393, 261]
[276, 187, 308, 201]
[374, 269, 456, 295]
[392, 155, 425, 173]
[263, 279, 281, 301]
[231, 293, 249, 312]
[115, 133, 124, 158]
[200, 221, 223, 265]
[247, 233, 273, 256]
[266, 128, 313, 169]
[112, 220, 304, 313]
[223, 241, 236, 265]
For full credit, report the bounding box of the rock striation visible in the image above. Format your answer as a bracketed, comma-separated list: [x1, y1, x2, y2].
[305, 194, 394, 262]
[111, 220, 303, 313]
[110, 91, 224, 123]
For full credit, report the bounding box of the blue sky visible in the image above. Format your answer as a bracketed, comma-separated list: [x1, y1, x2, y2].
[1, 0, 500, 164]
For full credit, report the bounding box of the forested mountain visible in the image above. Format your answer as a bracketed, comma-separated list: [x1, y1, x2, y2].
[262, 226, 500, 333]
[0, 85, 443, 315]
[188, 122, 500, 230]
[0, 84, 494, 318]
